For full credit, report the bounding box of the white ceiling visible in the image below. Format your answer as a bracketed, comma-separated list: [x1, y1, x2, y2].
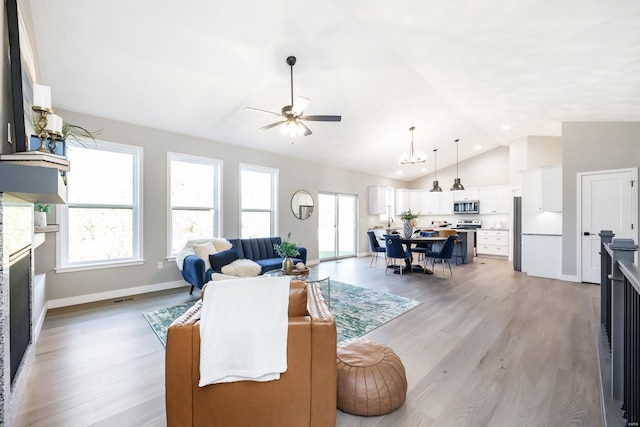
[28, 0, 640, 181]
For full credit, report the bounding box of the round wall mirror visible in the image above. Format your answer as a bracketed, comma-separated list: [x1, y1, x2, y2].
[291, 190, 314, 220]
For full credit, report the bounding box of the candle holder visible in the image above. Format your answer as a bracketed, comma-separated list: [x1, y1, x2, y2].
[32, 107, 52, 152]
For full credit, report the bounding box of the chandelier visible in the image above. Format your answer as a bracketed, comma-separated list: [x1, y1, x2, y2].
[399, 126, 426, 165]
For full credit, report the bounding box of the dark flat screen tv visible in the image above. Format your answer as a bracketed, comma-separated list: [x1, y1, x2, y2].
[6, 0, 37, 152]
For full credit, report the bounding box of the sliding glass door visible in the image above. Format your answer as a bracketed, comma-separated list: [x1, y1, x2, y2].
[318, 192, 357, 260]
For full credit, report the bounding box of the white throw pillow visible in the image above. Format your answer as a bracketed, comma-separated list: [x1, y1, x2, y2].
[193, 242, 217, 271]
[221, 259, 262, 277]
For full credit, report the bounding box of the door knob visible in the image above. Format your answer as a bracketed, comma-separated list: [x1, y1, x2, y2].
[583, 232, 593, 236]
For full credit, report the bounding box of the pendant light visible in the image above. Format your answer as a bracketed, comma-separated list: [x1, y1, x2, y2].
[399, 126, 426, 165]
[450, 138, 465, 192]
[430, 148, 442, 192]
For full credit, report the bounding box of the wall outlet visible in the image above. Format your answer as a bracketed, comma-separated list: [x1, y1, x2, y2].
[157, 261, 163, 269]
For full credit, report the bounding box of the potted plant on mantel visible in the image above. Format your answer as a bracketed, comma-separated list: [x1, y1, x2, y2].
[34, 203, 50, 228]
[274, 232, 300, 272]
[61, 123, 102, 146]
[399, 209, 419, 238]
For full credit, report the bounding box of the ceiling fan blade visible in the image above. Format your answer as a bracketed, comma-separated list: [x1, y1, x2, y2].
[299, 122, 312, 136]
[245, 107, 282, 116]
[258, 121, 287, 131]
[292, 96, 310, 115]
[300, 115, 342, 122]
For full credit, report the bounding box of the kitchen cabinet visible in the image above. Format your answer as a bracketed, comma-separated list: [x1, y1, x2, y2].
[420, 191, 441, 215]
[368, 185, 391, 215]
[409, 191, 420, 213]
[479, 186, 510, 214]
[440, 191, 454, 215]
[521, 234, 561, 279]
[521, 166, 562, 213]
[396, 189, 421, 215]
[453, 187, 478, 201]
[395, 189, 410, 215]
[541, 166, 562, 212]
[477, 229, 509, 256]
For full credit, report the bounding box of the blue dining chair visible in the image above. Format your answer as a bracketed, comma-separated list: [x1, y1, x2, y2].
[367, 231, 387, 267]
[425, 235, 458, 277]
[410, 231, 434, 271]
[383, 234, 411, 276]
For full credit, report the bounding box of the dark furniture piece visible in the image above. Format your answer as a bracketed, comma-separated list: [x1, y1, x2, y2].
[399, 236, 447, 274]
[425, 235, 458, 277]
[181, 236, 307, 292]
[410, 231, 434, 270]
[383, 234, 412, 276]
[367, 231, 387, 266]
[166, 281, 336, 427]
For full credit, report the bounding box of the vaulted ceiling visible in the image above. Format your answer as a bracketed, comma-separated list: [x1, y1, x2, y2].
[28, 0, 640, 181]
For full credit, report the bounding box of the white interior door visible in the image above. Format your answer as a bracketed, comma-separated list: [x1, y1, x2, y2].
[580, 169, 637, 283]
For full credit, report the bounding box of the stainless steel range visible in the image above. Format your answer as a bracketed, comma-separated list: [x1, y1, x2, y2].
[454, 219, 482, 230]
[453, 220, 482, 255]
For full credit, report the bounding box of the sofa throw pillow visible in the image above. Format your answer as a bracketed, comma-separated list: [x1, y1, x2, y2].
[209, 248, 240, 272]
[193, 242, 217, 271]
[221, 259, 262, 277]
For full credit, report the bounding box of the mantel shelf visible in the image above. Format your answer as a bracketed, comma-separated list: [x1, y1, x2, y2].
[34, 224, 59, 233]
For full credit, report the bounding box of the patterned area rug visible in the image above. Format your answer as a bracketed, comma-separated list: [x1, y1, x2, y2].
[142, 280, 421, 346]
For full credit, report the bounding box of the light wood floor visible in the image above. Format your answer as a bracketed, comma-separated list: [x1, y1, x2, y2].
[15, 256, 603, 426]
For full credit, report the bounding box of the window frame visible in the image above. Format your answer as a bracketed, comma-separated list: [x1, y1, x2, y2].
[56, 139, 143, 273]
[239, 163, 278, 238]
[166, 152, 222, 257]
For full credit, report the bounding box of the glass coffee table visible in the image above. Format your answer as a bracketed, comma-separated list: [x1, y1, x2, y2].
[264, 268, 331, 307]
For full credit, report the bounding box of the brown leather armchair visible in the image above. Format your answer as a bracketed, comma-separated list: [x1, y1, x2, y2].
[165, 280, 337, 427]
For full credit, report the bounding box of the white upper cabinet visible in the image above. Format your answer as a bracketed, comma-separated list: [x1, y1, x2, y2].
[479, 186, 510, 214]
[368, 185, 387, 215]
[420, 191, 441, 215]
[541, 166, 562, 212]
[409, 190, 421, 213]
[521, 166, 562, 213]
[453, 187, 479, 201]
[395, 189, 409, 215]
[440, 191, 454, 215]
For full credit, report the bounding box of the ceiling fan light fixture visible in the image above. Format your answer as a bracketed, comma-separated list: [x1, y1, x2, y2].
[400, 126, 426, 165]
[450, 139, 466, 192]
[246, 56, 341, 138]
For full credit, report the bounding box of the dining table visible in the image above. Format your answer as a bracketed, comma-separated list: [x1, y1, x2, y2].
[397, 236, 447, 274]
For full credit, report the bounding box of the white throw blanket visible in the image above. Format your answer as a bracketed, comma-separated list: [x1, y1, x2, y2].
[198, 277, 290, 386]
[175, 237, 232, 270]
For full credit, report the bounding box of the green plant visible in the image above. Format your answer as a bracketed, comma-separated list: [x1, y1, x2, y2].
[273, 232, 300, 258]
[61, 123, 102, 146]
[399, 209, 418, 221]
[35, 203, 50, 213]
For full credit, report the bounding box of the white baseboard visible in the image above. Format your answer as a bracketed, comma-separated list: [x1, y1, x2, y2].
[47, 280, 189, 309]
[34, 303, 47, 340]
[561, 274, 580, 283]
[357, 251, 372, 257]
[306, 259, 320, 266]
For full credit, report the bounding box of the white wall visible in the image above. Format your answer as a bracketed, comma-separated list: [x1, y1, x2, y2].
[561, 122, 640, 277]
[36, 110, 404, 303]
[409, 146, 510, 190]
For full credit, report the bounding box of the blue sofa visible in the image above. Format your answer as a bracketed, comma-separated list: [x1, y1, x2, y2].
[181, 236, 307, 293]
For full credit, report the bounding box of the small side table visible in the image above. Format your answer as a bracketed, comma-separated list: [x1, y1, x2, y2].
[264, 268, 331, 307]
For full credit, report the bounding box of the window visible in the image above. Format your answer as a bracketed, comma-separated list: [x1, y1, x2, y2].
[168, 153, 221, 255]
[57, 141, 142, 271]
[240, 164, 277, 238]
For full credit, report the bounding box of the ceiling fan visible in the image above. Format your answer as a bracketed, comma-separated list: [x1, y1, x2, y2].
[245, 56, 341, 137]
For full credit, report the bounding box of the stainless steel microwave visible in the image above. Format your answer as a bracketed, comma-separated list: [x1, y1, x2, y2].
[453, 200, 479, 214]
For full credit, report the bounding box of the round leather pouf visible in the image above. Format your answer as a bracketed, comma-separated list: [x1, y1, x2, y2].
[336, 339, 407, 416]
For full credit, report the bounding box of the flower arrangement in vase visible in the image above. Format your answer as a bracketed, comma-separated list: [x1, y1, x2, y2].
[399, 209, 419, 238]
